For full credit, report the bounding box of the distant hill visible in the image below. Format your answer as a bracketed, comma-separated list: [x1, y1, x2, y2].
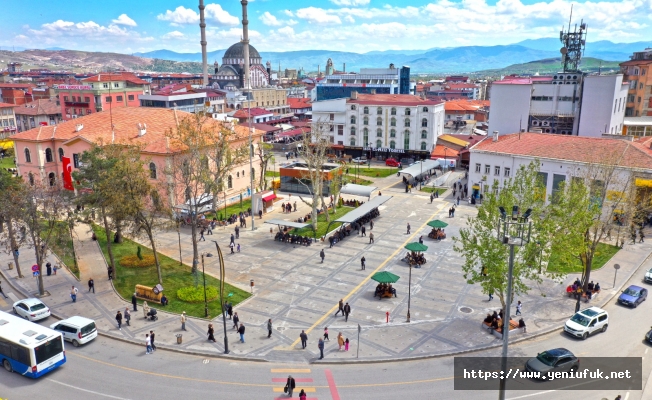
[472, 57, 622, 77]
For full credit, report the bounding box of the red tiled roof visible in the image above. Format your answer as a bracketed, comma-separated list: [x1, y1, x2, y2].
[287, 97, 311, 109]
[620, 59, 652, 66]
[0, 102, 16, 108]
[233, 108, 273, 118]
[430, 144, 459, 159]
[13, 99, 60, 115]
[348, 94, 442, 106]
[240, 123, 281, 133]
[446, 83, 478, 89]
[11, 107, 261, 155]
[472, 132, 652, 170]
[444, 99, 489, 111]
[0, 83, 36, 89]
[82, 72, 149, 85]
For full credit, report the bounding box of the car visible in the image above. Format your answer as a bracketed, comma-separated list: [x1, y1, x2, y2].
[644, 267, 652, 284]
[351, 157, 367, 164]
[385, 158, 400, 167]
[13, 298, 51, 322]
[564, 307, 608, 340]
[645, 327, 652, 344]
[525, 348, 580, 376]
[618, 285, 648, 308]
[50, 316, 98, 347]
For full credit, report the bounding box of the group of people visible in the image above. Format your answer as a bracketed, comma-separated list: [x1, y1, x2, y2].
[566, 278, 600, 301]
[284, 375, 308, 399]
[452, 180, 468, 199]
[448, 205, 457, 218]
[374, 283, 397, 298]
[484, 310, 527, 334]
[281, 201, 297, 214]
[405, 251, 426, 267]
[428, 228, 446, 240]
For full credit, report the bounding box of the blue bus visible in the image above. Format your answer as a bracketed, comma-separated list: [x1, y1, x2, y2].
[0, 310, 66, 378]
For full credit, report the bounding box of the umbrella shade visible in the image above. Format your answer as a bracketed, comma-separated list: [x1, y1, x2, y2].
[371, 271, 400, 284]
[427, 220, 448, 228]
[404, 242, 428, 252]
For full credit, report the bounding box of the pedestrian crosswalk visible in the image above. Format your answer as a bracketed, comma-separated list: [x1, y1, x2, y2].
[271, 368, 318, 399]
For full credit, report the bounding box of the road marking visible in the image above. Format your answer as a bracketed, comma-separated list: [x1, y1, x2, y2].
[625, 391, 630, 400]
[273, 387, 316, 393]
[288, 202, 449, 348]
[203, 359, 210, 364]
[271, 368, 311, 373]
[325, 369, 341, 400]
[646, 348, 649, 355]
[48, 379, 131, 399]
[272, 378, 314, 383]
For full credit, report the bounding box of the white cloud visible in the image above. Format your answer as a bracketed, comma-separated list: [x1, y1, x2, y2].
[112, 14, 137, 27]
[295, 7, 342, 25]
[277, 26, 295, 36]
[205, 4, 239, 26]
[157, 6, 199, 24]
[260, 12, 282, 26]
[330, 0, 370, 5]
[162, 30, 185, 40]
[157, 4, 237, 26]
[283, 10, 295, 17]
[344, 15, 355, 23]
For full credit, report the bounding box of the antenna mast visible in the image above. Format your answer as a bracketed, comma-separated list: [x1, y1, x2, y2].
[559, 6, 587, 73]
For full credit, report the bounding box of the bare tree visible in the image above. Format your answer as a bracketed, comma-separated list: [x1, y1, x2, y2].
[256, 141, 274, 191]
[0, 169, 26, 278]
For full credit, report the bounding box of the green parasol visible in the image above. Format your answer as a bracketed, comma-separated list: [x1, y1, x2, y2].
[427, 220, 448, 228]
[404, 242, 428, 252]
[371, 271, 400, 284]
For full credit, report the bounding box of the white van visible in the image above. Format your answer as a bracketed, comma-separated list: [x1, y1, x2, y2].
[50, 316, 97, 347]
[563, 307, 608, 340]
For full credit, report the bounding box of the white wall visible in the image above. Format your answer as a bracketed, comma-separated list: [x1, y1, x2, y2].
[578, 74, 628, 137]
[488, 84, 532, 136]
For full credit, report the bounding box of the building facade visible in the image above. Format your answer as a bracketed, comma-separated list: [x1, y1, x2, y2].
[0, 103, 17, 143]
[14, 99, 62, 132]
[211, 42, 269, 90]
[620, 48, 652, 117]
[316, 65, 412, 101]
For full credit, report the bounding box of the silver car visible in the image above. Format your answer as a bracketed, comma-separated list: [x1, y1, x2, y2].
[13, 298, 51, 321]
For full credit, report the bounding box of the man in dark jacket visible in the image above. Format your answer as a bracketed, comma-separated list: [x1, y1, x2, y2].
[286, 375, 296, 396]
[343, 303, 351, 322]
[131, 293, 138, 311]
[300, 330, 308, 349]
[361, 256, 366, 270]
[320, 249, 325, 263]
[238, 323, 246, 343]
[318, 338, 325, 359]
[334, 299, 344, 316]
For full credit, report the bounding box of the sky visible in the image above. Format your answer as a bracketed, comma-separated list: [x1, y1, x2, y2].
[2, 0, 651, 54]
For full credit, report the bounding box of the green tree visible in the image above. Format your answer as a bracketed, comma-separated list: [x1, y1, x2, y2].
[0, 169, 26, 278]
[256, 141, 274, 190]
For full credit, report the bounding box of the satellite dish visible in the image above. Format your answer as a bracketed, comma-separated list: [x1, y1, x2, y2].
[560, 47, 568, 55]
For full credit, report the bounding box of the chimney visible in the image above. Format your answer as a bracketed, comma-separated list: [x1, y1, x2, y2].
[492, 131, 499, 142]
[138, 123, 147, 136]
[351, 91, 358, 100]
[75, 124, 83, 132]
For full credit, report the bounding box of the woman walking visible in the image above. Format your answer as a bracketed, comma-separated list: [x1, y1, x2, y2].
[323, 327, 330, 341]
[337, 332, 344, 351]
[207, 324, 216, 342]
[142, 301, 150, 319]
[345, 337, 350, 351]
[124, 308, 131, 326]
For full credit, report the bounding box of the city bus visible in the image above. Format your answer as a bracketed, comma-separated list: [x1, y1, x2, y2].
[0, 310, 66, 378]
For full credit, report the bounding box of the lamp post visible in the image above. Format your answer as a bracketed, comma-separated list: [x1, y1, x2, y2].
[496, 206, 532, 400]
[212, 241, 229, 354]
[407, 261, 412, 322]
[201, 253, 211, 318]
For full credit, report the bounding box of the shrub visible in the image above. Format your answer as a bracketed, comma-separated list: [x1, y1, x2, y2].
[177, 286, 219, 303]
[137, 246, 143, 260]
[119, 254, 155, 268]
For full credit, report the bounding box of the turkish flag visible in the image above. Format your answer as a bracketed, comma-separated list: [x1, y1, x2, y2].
[62, 156, 74, 191]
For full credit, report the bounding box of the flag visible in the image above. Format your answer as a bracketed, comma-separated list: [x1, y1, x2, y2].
[62, 156, 74, 191]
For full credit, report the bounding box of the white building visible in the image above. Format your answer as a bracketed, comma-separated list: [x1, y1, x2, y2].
[468, 131, 652, 200]
[488, 74, 628, 137]
[312, 92, 444, 160]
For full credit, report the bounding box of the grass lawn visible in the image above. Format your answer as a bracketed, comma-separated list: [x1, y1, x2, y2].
[41, 221, 79, 278]
[0, 156, 15, 169]
[420, 187, 445, 195]
[291, 206, 353, 238]
[91, 224, 250, 318]
[342, 175, 373, 186]
[342, 166, 397, 178]
[547, 242, 620, 274]
[265, 171, 279, 178]
[210, 199, 252, 221]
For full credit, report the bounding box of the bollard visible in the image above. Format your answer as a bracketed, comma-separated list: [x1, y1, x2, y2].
[8, 262, 14, 270]
[250, 279, 254, 294]
[386, 311, 389, 323]
[176, 334, 182, 344]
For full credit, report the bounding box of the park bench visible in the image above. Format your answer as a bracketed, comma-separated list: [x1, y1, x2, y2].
[135, 284, 163, 304]
[482, 319, 521, 338]
[566, 287, 600, 302]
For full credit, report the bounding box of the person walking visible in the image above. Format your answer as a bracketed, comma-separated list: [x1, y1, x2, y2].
[323, 327, 330, 341]
[294, 201, 297, 212]
[70, 286, 78, 303]
[300, 330, 308, 349]
[299, 389, 307, 400]
[145, 333, 153, 354]
[207, 324, 216, 342]
[337, 332, 344, 351]
[227, 303, 233, 320]
[488, 291, 494, 301]
[143, 301, 150, 319]
[107, 266, 113, 280]
[233, 312, 240, 329]
[238, 323, 246, 343]
[199, 228, 205, 241]
[46, 262, 52, 276]
[318, 338, 325, 360]
[88, 278, 95, 293]
[229, 242, 235, 254]
[230, 233, 235, 244]
[206, 223, 212, 235]
[345, 338, 350, 351]
[640, 230, 645, 243]
[430, 193, 434, 203]
[237, 243, 241, 253]
[361, 256, 366, 270]
[115, 310, 122, 330]
[419, 235, 424, 244]
[320, 249, 325, 263]
[0, 281, 7, 299]
[132, 293, 138, 311]
[149, 330, 157, 351]
[286, 375, 296, 397]
[335, 299, 344, 316]
[343, 302, 351, 322]
[124, 308, 131, 326]
[361, 225, 366, 237]
[180, 311, 187, 331]
[516, 301, 522, 315]
[370, 220, 374, 230]
[369, 232, 374, 243]
[267, 319, 273, 338]
[406, 223, 411, 234]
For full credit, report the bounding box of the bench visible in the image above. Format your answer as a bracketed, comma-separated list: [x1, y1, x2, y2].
[135, 284, 163, 304]
[566, 288, 600, 301]
[481, 319, 522, 338]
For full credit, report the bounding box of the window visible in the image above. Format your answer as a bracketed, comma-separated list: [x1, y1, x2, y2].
[48, 172, 56, 187]
[639, 97, 642, 103]
[376, 140, 382, 148]
[149, 162, 157, 179]
[404, 118, 410, 127]
[105, 96, 112, 103]
[391, 107, 396, 115]
[494, 166, 500, 176]
[405, 108, 411, 116]
[116, 95, 123, 102]
[103, 83, 108, 89]
[128, 95, 134, 101]
[24, 148, 31, 163]
[376, 128, 382, 137]
[351, 116, 356, 124]
[350, 138, 356, 146]
[421, 118, 428, 127]
[484, 164, 490, 174]
[64, 96, 69, 102]
[227, 175, 233, 189]
[86, 109, 91, 115]
[390, 129, 396, 138]
[403, 132, 410, 149]
[350, 105, 356, 110]
[376, 117, 382, 126]
[552, 174, 566, 200]
[475, 163, 481, 173]
[640, 83, 644, 90]
[363, 129, 369, 146]
[363, 117, 368, 125]
[504, 167, 510, 177]
[45, 148, 53, 163]
[34, 337, 63, 365]
[338, 125, 343, 136]
[329, 113, 334, 121]
[421, 130, 427, 139]
[350, 126, 356, 135]
[114, 83, 119, 88]
[73, 153, 80, 168]
[422, 107, 428, 112]
[363, 106, 369, 114]
[421, 142, 427, 150]
[390, 117, 396, 127]
[84, 97, 90, 102]
[390, 140, 396, 149]
[58, 148, 64, 161]
[377, 107, 382, 115]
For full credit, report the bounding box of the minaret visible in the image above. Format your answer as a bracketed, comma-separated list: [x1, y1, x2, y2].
[240, 0, 251, 97]
[199, 0, 208, 86]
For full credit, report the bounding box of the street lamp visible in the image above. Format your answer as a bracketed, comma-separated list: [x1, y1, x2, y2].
[407, 261, 413, 322]
[496, 206, 532, 400]
[212, 241, 229, 354]
[200, 253, 211, 318]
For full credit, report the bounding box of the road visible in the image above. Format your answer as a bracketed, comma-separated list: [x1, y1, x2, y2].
[2, 258, 650, 400]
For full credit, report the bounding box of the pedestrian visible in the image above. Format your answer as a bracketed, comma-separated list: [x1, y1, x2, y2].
[124, 308, 131, 326]
[132, 293, 138, 311]
[369, 232, 374, 243]
[320, 249, 325, 263]
[238, 323, 246, 343]
[207, 223, 212, 235]
[207, 323, 216, 342]
[419, 235, 423, 244]
[150, 330, 157, 351]
[516, 301, 522, 315]
[488, 291, 493, 301]
[337, 332, 344, 351]
[145, 333, 153, 354]
[281, 202, 286, 213]
[318, 338, 325, 359]
[46, 262, 52, 276]
[233, 312, 239, 329]
[270, 227, 274, 238]
[227, 303, 233, 320]
[107, 266, 112, 280]
[457, 196, 460, 205]
[180, 311, 187, 330]
[230, 242, 235, 254]
[267, 318, 273, 338]
[323, 327, 330, 341]
[143, 301, 150, 319]
[115, 310, 122, 330]
[235, 226, 239, 239]
[430, 193, 434, 203]
[361, 256, 366, 270]
[299, 389, 307, 400]
[300, 330, 308, 349]
[294, 201, 297, 212]
[370, 220, 374, 230]
[640, 230, 645, 243]
[0, 281, 7, 299]
[329, 236, 334, 248]
[345, 337, 350, 351]
[237, 243, 241, 253]
[361, 225, 366, 236]
[286, 375, 296, 397]
[335, 299, 344, 316]
[88, 278, 95, 293]
[259, 209, 263, 219]
[406, 223, 411, 234]
[70, 285, 78, 303]
[343, 302, 351, 322]
[199, 228, 205, 241]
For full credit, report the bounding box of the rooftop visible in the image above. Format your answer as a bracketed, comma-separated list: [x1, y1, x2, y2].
[348, 93, 442, 106]
[233, 108, 274, 118]
[81, 72, 149, 85]
[13, 99, 60, 115]
[287, 98, 311, 109]
[0, 102, 16, 109]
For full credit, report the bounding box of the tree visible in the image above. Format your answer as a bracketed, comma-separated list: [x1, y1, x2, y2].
[453, 162, 563, 312]
[256, 141, 274, 191]
[0, 169, 26, 278]
[329, 164, 344, 212]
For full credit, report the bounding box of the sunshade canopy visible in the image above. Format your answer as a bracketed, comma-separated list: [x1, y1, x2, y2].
[264, 219, 310, 229]
[371, 271, 400, 284]
[398, 160, 441, 177]
[340, 183, 378, 198]
[404, 242, 428, 252]
[333, 195, 392, 223]
[427, 220, 448, 228]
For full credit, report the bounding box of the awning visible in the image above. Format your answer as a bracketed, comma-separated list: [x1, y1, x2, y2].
[340, 183, 378, 198]
[398, 160, 441, 177]
[264, 219, 311, 229]
[636, 178, 652, 188]
[333, 195, 392, 223]
[262, 193, 277, 202]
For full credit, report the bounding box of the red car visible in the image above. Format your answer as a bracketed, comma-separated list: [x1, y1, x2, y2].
[385, 158, 400, 167]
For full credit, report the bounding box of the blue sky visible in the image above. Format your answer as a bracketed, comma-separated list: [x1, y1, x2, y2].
[2, 0, 650, 54]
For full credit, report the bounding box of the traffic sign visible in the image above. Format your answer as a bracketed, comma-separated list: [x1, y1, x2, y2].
[33, 271, 40, 277]
[31, 265, 39, 272]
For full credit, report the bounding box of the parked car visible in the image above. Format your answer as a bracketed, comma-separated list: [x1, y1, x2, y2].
[525, 348, 580, 376]
[644, 267, 652, 284]
[385, 158, 400, 167]
[564, 307, 608, 340]
[645, 327, 652, 344]
[618, 285, 648, 308]
[50, 316, 98, 347]
[351, 157, 367, 164]
[13, 298, 51, 322]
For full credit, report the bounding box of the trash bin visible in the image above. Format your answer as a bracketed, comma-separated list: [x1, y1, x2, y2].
[176, 334, 182, 344]
[8, 262, 13, 270]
